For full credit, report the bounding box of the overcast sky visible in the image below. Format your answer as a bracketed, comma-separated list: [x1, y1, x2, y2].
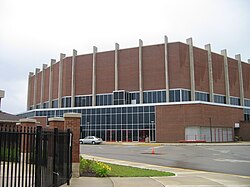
[0, 0, 249, 114]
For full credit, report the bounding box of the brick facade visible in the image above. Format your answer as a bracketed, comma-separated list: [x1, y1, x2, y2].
[156, 103, 244, 142]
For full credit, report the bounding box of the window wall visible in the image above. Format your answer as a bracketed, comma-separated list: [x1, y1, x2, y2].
[230, 97, 240, 106]
[96, 94, 112, 106]
[52, 99, 58, 108]
[244, 109, 250, 121]
[62, 97, 71, 108]
[195, 91, 209, 102]
[245, 99, 250, 107]
[214, 94, 226, 104]
[143, 90, 166, 103]
[75, 96, 92, 107]
[81, 105, 156, 142]
[30, 105, 156, 142]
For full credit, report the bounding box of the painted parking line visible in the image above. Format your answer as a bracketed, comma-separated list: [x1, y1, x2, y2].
[214, 158, 250, 163]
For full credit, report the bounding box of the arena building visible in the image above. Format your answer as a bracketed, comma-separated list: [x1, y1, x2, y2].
[20, 36, 250, 142]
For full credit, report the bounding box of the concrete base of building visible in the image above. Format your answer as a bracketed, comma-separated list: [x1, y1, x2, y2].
[72, 163, 80, 178]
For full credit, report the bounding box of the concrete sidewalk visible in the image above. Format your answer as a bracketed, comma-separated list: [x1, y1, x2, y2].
[62, 154, 250, 187]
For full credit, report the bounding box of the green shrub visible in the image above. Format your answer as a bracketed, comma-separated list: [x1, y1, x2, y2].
[79, 156, 111, 177]
[0, 147, 20, 161]
[91, 161, 111, 177]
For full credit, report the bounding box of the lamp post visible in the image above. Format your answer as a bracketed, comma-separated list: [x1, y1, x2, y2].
[209, 117, 212, 142]
[151, 121, 155, 142]
[87, 122, 90, 136]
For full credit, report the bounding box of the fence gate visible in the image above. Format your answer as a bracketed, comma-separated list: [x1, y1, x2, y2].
[0, 125, 72, 187]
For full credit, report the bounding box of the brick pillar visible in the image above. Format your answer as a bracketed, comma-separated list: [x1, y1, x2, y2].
[32, 116, 48, 128]
[48, 117, 64, 130]
[63, 113, 81, 178]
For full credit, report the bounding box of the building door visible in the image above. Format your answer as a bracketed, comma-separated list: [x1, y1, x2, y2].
[139, 130, 149, 142]
[122, 130, 127, 142]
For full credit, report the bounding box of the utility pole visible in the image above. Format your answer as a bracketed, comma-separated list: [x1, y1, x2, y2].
[209, 117, 212, 142]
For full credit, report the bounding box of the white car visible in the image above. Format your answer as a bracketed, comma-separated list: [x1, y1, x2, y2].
[80, 136, 103, 144]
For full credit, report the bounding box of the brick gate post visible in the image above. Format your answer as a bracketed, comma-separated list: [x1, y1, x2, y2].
[63, 113, 81, 178]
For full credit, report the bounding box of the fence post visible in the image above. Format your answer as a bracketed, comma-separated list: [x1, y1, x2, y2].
[53, 128, 58, 187]
[67, 129, 71, 185]
[35, 126, 42, 187]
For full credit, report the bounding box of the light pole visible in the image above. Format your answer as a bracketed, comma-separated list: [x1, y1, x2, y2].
[87, 122, 90, 136]
[209, 117, 212, 142]
[151, 121, 154, 142]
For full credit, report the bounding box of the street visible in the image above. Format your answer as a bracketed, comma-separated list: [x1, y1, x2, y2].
[80, 144, 250, 176]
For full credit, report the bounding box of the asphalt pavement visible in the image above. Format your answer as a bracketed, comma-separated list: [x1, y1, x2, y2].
[80, 142, 250, 176]
[63, 154, 250, 187]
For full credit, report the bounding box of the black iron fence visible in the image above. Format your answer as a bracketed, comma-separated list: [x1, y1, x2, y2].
[0, 124, 72, 187]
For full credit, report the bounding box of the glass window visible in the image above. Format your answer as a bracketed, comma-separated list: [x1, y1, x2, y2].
[143, 92, 147, 103]
[133, 114, 138, 124]
[162, 91, 166, 102]
[245, 99, 250, 107]
[230, 97, 240, 106]
[153, 92, 157, 103]
[214, 95, 226, 104]
[170, 90, 174, 102]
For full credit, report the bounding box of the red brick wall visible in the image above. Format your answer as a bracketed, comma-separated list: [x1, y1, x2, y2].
[52, 62, 59, 99]
[193, 47, 209, 92]
[169, 42, 191, 89]
[238, 121, 250, 141]
[75, 54, 92, 95]
[156, 104, 244, 142]
[48, 120, 64, 131]
[96, 51, 115, 94]
[119, 47, 139, 91]
[43, 67, 50, 102]
[212, 53, 226, 95]
[242, 63, 250, 99]
[32, 116, 48, 128]
[142, 44, 165, 90]
[228, 58, 240, 97]
[62, 57, 72, 97]
[36, 71, 42, 104]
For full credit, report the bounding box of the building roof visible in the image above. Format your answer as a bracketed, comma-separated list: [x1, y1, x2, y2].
[0, 111, 21, 123]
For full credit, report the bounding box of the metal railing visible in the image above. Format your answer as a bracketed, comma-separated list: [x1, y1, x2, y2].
[0, 125, 72, 187]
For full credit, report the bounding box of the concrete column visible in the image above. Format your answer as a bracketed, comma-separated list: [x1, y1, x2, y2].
[49, 59, 56, 108]
[0, 90, 5, 111]
[115, 43, 119, 91]
[27, 72, 34, 110]
[63, 113, 81, 178]
[235, 54, 244, 106]
[71, 49, 77, 107]
[221, 49, 230, 104]
[33, 68, 40, 108]
[58, 53, 66, 108]
[92, 46, 97, 106]
[40, 64, 48, 108]
[248, 59, 250, 64]
[139, 39, 143, 104]
[164, 36, 170, 102]
[205, 44, 214, 102]
[186, 38, 195, 101]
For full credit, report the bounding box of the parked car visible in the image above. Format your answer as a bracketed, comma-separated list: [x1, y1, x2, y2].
[80, 136, 103, 144]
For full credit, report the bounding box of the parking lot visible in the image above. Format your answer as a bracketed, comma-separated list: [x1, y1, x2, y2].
[80, 143, 250, 176]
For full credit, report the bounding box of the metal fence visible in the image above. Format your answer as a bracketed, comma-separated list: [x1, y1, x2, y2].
[0, 125, 72, 187]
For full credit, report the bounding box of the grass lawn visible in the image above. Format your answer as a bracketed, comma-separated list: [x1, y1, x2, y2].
[105, 162, 175, 177]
